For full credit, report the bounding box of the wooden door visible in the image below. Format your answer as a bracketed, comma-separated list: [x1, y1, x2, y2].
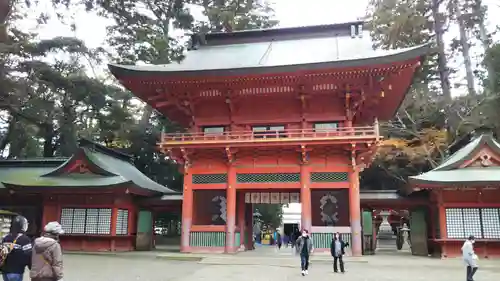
[410, 208, 428, 256]
[362, 209, 374, 255]
[136, 210, 153, 250]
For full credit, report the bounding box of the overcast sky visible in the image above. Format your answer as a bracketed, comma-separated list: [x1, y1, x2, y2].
[16, 0, 500, 95]
[28, 0, 370, 48]
[25, 0, 498, 48]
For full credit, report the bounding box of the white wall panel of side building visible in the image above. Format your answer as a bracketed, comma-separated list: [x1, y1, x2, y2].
[282, 203, 301, 224]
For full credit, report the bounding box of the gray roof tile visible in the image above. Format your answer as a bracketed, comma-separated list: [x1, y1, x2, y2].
[109, 25, 430, 77]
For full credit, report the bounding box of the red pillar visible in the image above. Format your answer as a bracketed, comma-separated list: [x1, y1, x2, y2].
[225, 164, 237, 253]
[110, 207, 118, 251]
[300, 164, 312, 231]
[237, 191, 246, 249]
[349, 168, 362, 256]
[181, 170, 193, 253]
[437, 190, 447, 257]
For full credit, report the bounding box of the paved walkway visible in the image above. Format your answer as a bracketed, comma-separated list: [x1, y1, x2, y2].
[23, 251, 500, 281]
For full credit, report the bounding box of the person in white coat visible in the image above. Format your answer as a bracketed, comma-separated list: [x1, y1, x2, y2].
[461, 235, 478, 281]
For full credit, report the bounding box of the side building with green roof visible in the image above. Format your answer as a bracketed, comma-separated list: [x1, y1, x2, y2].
[0, 139, 181, 252]
[408, 132, 500, 258]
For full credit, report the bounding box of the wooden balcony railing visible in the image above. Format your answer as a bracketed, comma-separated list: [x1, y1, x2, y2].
[159, 124, 380, 148]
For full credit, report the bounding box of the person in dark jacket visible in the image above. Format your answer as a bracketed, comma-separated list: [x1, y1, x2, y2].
[330, 232, 348, 273]
[1, 215, 32, 281]
[295, 229, 314, 276]
[276, 230, 282, 250]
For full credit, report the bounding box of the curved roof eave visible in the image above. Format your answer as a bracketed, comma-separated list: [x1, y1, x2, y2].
[433, 134, 500, 171]
[1, 177, 131, 188]
[108, 44, 431, 79]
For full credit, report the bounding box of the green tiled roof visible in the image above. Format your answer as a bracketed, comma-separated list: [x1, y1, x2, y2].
[410, 167, 500, 184]
[410, 133, 500, 185]
[108, 23, 430, 77]
[0, 140, 176, 194]
[109, 44, 430, 76]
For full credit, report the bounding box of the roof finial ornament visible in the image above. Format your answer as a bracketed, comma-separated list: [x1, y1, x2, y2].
[480, 153, 493, 167]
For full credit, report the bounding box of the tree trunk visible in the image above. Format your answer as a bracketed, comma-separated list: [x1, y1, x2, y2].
[473, 0, 495, 94]
[432, 0, 452, 103]
[42, 126, 56, 157]
[58, 104, 78, 157]
[454, 0, 476, 95]
[432, 0, 457, 139]
[0, 0, 13, 42]
[0, 114, 14, 152]
[7, 121, 26, 158]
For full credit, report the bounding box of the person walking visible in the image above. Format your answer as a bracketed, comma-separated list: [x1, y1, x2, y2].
[30, 222, 65, 281]
[276, 230, 282, 250]
[295, 229, 313, 276]
[283, 234, 289, 248]
[462, 235, 478, 281]
[330, 232, 349, 273]
[0, 216, 32, 281]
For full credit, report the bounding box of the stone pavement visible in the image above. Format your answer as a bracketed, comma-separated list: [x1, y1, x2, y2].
[21, 251, 500, 281]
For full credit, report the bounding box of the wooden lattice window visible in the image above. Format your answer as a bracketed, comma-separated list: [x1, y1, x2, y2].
[116, 209, 129, 235]
[192, 174, 227, 184]
[310, 172, 348, 182]
[481, 208, 500, 239]
[252, 125, 285, 138]
[445, 208, 500, 239]
[236, 173, 300, 183]
[60, 208, 112, 235]
[313, 122, 340, 132]
[203, 126, 225, 135]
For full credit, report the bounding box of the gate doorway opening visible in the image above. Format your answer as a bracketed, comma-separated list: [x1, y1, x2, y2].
[244, 189, 300, 256]
[373, 209, 411, 255]
[361, 190, 431, 257]
[283, 223, 300, 243]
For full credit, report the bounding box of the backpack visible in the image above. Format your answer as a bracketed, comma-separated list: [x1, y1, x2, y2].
[0, 236, 19, 267]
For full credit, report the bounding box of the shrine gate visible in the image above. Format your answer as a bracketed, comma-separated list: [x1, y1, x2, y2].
[109, 21, 429, 256]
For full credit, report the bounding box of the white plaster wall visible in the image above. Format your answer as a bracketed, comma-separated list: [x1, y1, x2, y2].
[282, 203, 301, 224]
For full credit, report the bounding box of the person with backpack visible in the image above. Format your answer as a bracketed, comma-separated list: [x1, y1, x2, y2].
[0, 215, 32, 281]
[30, 222, 64, 281]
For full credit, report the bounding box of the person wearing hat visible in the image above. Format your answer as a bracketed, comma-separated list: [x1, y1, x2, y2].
[462, 235, 479, 281]
[30, 222, 64, 281]
[0, 215, 32, 281]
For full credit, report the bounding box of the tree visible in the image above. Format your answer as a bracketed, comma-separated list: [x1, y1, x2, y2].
[365, 0, 451, 189]
[0, 0, 13, 42]
[254, 204, 283, 229]
[448, 0, 476, 96]
[1, 0, 279, 190]
[472, 0, 496, 93]
[366, 0, 453, 120]
[365, 0, 500, 191]
[196, 0, 278, 32]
